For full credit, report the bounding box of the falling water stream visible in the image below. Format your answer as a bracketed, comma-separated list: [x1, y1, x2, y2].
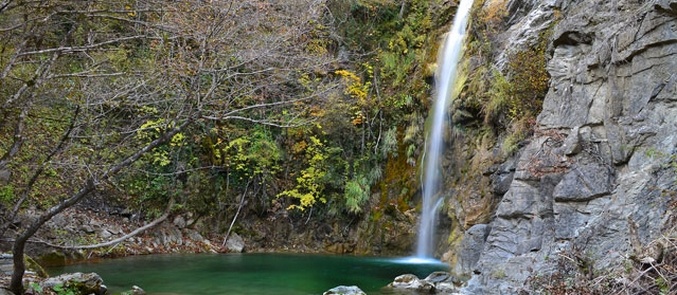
[416, 0, 474, 259]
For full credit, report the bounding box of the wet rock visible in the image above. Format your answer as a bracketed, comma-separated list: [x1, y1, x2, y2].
[0, 254, 48, 278]
[495, 0, 559, 69]
[323, 285, 365, 295]
[0, 254, 12, 275]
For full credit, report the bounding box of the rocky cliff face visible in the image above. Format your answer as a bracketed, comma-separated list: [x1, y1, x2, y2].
[449, 0, 677, 293]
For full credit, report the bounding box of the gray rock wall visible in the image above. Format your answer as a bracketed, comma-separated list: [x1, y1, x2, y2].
[458, 0, 677, 293]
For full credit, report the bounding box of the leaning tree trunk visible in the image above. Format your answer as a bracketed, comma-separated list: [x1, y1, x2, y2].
[9, 120, 191, 294]
[10, 181, 95, 293]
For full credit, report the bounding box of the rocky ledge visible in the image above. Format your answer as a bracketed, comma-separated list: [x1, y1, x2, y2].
[450, 0, 677, 294]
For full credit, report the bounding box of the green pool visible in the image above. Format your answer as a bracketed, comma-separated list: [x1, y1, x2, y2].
[47, 253, 449, 294]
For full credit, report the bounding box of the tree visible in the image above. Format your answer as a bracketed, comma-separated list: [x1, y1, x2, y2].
[0, 0, 338, 293]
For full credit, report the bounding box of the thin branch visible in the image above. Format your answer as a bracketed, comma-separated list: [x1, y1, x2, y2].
[0, 106, 80, 238]
[23, 198, 175, 250]
[0, 106, 28, 170]
[0, 0, 12, 14]
[0, 39, 27, 80]
[202, 84, 339, 120]
[3, 25, 70, 109]
[9, 112, 196, 293]
[85, 13, 177, 33]
[216, 115, 315, 128]
[16, 35, 147, 57]
[222, 181, 249, 248]
[48, 71, 126, 79]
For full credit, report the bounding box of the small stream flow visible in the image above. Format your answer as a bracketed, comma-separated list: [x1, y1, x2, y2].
[416, 0, 474, 259]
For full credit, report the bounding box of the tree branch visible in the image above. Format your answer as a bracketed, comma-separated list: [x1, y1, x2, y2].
[0, 0, 12, 14]
[16, 35, 147, 57]
[221, 181, 248, 248]
[0, 106, 28, 171]
[21, 198, 175, 250]
[215, 115, 315, 128]
[10, 113, 196, 294]
[0, 106, 80, 238]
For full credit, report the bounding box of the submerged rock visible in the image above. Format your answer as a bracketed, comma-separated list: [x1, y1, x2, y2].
[323, 285, 366, 295]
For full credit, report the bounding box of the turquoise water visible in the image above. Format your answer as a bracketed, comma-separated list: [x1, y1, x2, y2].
[47, 254, 448, 295]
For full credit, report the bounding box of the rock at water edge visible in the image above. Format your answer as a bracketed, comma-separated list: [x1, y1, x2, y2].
[323, 285, 366, 295]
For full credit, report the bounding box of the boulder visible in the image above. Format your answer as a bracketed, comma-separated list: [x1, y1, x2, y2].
[385, 272, 461, 294]
[183, 228, 205, 242]
[37, 251, 67, 267]
[388, 274, 434, 293]
[173, 216, 186, 229]
[224, 232, 245, 253]
[323, 285, 365, 295]
[153, 223, 183, 247]
[41, 272, 106, 295]
[132, 285, 145, 294]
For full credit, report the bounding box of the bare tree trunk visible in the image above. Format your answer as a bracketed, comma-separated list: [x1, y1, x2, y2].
[222, 180, 249, 248]
[10, 180, 95, 294]
[399, 0, 407, 19]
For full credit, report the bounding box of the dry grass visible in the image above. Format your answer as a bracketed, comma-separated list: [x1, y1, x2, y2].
[480, 0, 509, 29]
[527, 220, 677, 295]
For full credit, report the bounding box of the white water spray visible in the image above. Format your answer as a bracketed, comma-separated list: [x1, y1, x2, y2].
[416, 0, 473, 258]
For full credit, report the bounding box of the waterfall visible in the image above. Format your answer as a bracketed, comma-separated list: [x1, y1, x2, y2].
[415, 0, 473, 259]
